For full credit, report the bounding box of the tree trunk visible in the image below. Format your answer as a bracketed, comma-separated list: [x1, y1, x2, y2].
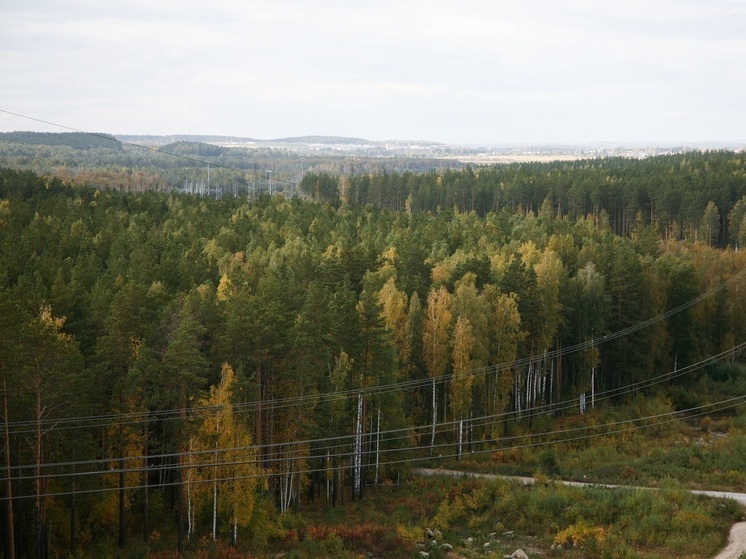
[3, 379, 16, 559]
[178, 387, 186, 555]
[118, 466, 125, 549]
[70, 471, 76, 556]
[458, 419, 463, 460]
[591, 368, 596, 410]
[430, 377, 436, 457]
[118, 422, 125, 550]
[178, 466, 184, 555]
[34, 384, 47, 559]
[143, 422, 149, 544]
[3, 380, 15, 559]
[353, 392, 363, 499]
[212, 413, 220, 541]
[374, 408, 381, 486]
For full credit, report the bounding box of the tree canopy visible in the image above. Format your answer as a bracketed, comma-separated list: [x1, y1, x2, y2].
[1, 151, 745, 556]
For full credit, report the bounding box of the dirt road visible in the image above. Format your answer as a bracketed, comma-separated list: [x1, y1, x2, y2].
[711, 522, 746, 559]
[414, 469, 746, 559]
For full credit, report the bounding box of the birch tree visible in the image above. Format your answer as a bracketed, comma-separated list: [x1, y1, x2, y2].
[422, 286, 453, 456]
[196, 363, 258, 544]
[483, 287, 524, 437]
[352, 289, 395, 499]
[450, 316, 475, 460]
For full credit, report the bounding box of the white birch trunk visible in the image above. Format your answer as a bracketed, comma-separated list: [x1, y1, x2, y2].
[458, 419, 463, 460]
[212, 414, 220, 541]
[212, 479, 217, 541]
[374, 408, 381, 486]
[187, 478, 193, 539]
[591, 367, 596, 410]
[186, 438, 194, 540]
[354, 391, 363, 497]
[430, 377, 436, 456]
[288, 462, 294, 511]
[232, 512, 237, 546]
[326, 450, 331, 503]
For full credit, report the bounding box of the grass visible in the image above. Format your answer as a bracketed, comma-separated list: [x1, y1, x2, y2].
[257, 474, 742, 559]
[442, 391, 746, 492]
[281, 399, 745, 558]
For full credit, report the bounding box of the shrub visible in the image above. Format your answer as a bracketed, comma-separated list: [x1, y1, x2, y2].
[553, 521, 606, 548]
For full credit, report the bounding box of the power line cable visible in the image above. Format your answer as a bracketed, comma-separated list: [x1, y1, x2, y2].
[0, 108, 297, 188]
[3, 342, 743, 480]
[3, 393, 744, 501]
[5, 264, 744, 435]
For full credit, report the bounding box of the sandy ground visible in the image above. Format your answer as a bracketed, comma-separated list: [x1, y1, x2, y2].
[414, 469, 746, 559]
[712, 522, 746, 559]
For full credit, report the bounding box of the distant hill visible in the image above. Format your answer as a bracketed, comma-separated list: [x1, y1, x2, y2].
[118, 134, 378, 146]
[0, 131, 121, 150]
[269, 135, 374, 145]
[117, 134, 259, 146]
[159, 141, 229, 157]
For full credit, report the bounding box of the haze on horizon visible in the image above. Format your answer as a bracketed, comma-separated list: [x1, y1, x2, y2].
[1, 0, 745, 145]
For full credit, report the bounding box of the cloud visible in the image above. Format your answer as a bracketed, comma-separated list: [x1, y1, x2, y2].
[2, 0, 745, 142]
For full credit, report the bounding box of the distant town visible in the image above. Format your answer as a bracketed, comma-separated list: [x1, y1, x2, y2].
[116, 134, 746, 164]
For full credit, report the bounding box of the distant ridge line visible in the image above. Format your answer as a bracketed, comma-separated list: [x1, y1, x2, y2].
[114, 134, 444, 147]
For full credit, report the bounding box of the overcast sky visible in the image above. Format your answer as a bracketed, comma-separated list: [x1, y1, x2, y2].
[1, 0, 745, 144]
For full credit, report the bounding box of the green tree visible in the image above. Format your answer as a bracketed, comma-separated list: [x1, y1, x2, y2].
[160, 295, 208, 552]
[728, 196, 746, 247]
[352, 289, 396, 498]
[0, 293, 29, 559]
[23, 305, 83, 559]
[700, 201, 720, 247]
[564, 262, 610, 407]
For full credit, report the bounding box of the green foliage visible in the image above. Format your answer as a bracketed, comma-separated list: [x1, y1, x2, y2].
[1, 163, 745, 558]
[0, 131, 122, 150]
[423, 476, 739, 558]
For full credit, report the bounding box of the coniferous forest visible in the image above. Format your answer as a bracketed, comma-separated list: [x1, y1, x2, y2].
[2, 146, 746, 558]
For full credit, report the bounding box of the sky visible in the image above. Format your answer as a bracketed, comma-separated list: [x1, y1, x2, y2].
[1, 0, 745, 144]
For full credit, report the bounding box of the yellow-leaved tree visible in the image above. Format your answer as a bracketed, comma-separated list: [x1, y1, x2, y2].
[484, 287, 524, 438]
[196, 363, 259, 545]
[422, 286, 453, 456]
[450, 316, 475, 460]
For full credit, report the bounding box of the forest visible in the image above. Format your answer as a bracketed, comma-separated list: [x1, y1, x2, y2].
[1, 146, 746, 559]
[0, 133, 461, 196]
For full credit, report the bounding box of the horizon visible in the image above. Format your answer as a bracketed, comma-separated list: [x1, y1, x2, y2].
[2, 123, 746, 151]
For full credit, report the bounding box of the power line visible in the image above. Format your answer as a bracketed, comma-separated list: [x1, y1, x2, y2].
[3, 342, 743, 481]
[3, 393, 744, 502]
[5, 264, 744, 435]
